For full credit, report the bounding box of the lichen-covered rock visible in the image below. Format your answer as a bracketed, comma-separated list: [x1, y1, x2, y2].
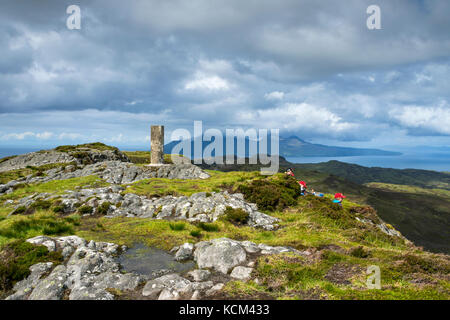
[174, 243, 194, 261]
[142, 273, 192, 299]
[28, 265, 69, 300]
[0, 151, 76, 173]
[0, 161, 211, 196]
[194, 238, 247, 274]
[5, 262, 54, 300]
[187, 269, 211, 282]
[230, 266, 253, 281]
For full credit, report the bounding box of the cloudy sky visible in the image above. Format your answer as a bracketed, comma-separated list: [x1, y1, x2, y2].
[0, 0, 449, 150]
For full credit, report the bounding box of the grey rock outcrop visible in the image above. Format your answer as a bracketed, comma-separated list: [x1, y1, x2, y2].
[8, 186, 279, 230]
[355, 217, 402, 238]
[0, 148, 129, 173]
[174, 243, 194, 261]
[0, 161, 211, 195]
[0, 151, 76, 173]
[230, 266, 253, 280]
[187, 269, 211, 282]
[6, 236, 144, 301]
[194, 238, 247, 274]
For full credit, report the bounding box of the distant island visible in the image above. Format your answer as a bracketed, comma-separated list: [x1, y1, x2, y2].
[164, 135, 402, 158]
[279, 136, 401, 157]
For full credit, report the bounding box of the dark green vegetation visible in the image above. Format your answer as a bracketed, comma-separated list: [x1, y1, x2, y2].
[237, 175, 300, 211]
[223, 207, 249, 225]
[0, 214, 78, 240]
[169, 222, 186, 231]
[55, 142, 119, 153]
[0, 240, 63, 294]
[201, 157, 450, 254]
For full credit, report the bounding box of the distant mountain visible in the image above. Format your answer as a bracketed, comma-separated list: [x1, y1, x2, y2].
[163, 135, 401, 158]
[280, 136, 401, 157]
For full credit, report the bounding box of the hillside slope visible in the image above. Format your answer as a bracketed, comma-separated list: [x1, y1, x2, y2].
[0, 145, 449, 300]
[199, 157, 450, 254]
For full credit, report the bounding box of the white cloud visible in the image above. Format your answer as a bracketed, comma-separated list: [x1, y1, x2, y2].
[58, 133, 84, 140]
[415, 73, 432, 83]
[1, 131, 53, 140]
[184, 73, 230, 91]
[36, 131, 53, 139]
[238, 102, 357, 135]
[264, 91, 284, 100]
[389, 104, 450, 135]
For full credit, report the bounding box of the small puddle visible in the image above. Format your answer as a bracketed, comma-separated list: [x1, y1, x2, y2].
[118, 243, 195, 277]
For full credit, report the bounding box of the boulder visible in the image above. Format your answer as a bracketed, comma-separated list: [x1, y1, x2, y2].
[187, 269, 211, 282]
[28, 265, 68, 300]
[230, 266, 253, 281]
[6, 262, 54, 300]
[194, 238, 247, 274]
[142, 274, 192, 299]
[174, 243, 194, 261]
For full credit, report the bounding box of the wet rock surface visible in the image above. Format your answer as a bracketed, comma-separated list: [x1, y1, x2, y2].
[6, 235, 146, 300]
[137, 238, 310, 300]
[5, 236, 309, 300]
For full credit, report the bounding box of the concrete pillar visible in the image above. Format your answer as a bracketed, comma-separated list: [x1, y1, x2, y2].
[151, 125, 164, 164]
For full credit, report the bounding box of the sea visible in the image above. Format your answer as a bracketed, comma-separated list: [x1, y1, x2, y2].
[1, 147, 449, 172]
[286, 151, 450, 172]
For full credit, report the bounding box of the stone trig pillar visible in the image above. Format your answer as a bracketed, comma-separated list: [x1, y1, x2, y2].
[151, 125, 164, 164]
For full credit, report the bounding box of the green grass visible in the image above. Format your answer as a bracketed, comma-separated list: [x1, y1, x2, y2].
[0, 212, 80, 246]
[229, 250, 450, 300]
[55, 142, 119, 153]
[197, 222, 220, 232]
[0, 175, 108, 202]
[124, 170, 260, 198]
[169, 222, 186, 231]
[365, 182, 450, 200]
[0, 165, 449, 300]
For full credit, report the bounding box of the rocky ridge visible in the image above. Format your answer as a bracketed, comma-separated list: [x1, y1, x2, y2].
[7, 186, 280, 230]
[0, 148, 129, 173]
[0, 160, 211, 195]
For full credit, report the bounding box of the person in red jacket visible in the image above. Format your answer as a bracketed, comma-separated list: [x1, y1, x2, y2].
[285, 168, 295, 177]
[298, 180, 307, 195]
[333, 193, 346, 205]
